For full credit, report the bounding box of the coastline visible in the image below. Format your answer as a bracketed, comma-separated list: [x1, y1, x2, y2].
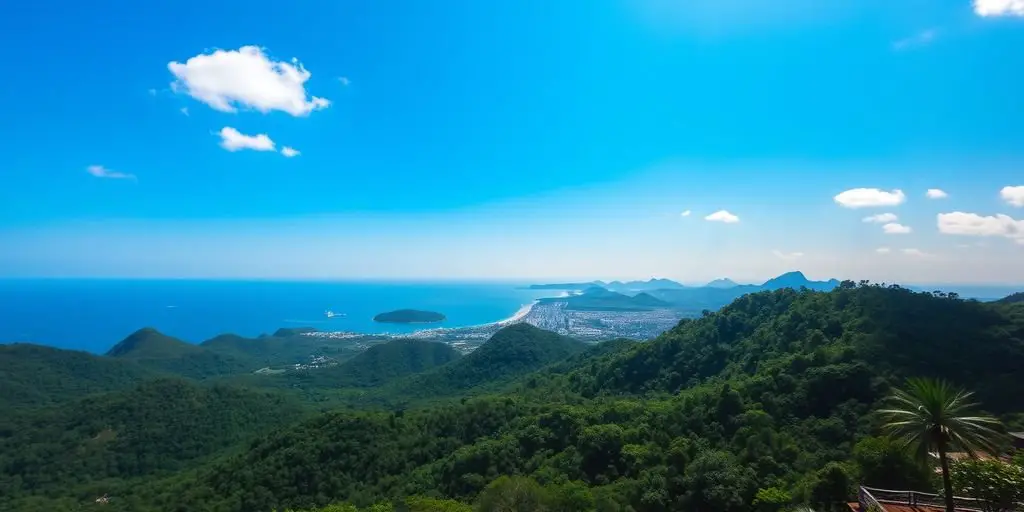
[494, 300, 537, 327]
[402, 300, 538, 335]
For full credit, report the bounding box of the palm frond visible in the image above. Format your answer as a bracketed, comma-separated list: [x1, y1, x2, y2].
[877, 377, 1005, 460]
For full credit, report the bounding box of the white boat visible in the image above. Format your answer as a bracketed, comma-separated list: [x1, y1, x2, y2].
[324, 309, 346, 318]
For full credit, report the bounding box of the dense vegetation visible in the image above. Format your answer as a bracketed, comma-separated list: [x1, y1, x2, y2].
[367, 324, 587, 404]
[0, 379, 307, 510]
[238, 339, 463, 391]
[0, 343, 157, 409]
[374, 310, 447, 324]
[106, 328, 254, 378]
[995, 292, 1024, 305]
[3, 283, 1024, 512]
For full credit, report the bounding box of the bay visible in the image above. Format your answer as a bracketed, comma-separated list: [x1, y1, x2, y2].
[0, 279, 555, 353]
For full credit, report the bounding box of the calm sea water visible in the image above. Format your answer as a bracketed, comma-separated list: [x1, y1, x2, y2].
[0, 279, 556, 354]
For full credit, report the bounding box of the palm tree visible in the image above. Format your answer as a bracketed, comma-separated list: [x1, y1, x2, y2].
[878, 378, 1004, 512]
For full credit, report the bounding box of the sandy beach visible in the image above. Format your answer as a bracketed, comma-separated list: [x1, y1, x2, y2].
[495, 301, 538, 326]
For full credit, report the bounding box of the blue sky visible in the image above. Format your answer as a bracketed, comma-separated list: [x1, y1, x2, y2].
[1, 0, 1023, 283]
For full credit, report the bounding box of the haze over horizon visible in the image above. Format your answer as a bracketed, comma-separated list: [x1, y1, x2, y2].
[2, 0, 1023, 283]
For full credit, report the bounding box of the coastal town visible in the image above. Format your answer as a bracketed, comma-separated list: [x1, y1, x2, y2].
[300, 297, 685, 353]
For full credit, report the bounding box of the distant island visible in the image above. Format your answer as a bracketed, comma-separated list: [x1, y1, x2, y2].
[373, 309, 447, 324]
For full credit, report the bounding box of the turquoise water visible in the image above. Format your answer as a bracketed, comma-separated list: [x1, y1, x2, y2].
[0, 279, 556, 353]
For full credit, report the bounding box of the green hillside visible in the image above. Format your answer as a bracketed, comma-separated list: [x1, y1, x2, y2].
[5, 284, 1024, 512]
[570, 283, 1024, 409]
[0, 343, 157, 409]
[0, 378, 307, 510]
[238, 338, 464, 391]
[157, 285, 1021, 512]
[328, 338, 462, 386]
[994, 291, 1024, 304]
[106, 328, 253, 378]
[552, 287, 671, 311]
[372, 323, 588, 403]
[200, 329, 372, 368]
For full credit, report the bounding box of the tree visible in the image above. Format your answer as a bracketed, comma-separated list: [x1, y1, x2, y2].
[475, 476, 549, 512]
[851, 436, 932, 491]
[949, 459, 1024, 511]
[753, 487, 791, 512]
[878, 378, 1004, 512]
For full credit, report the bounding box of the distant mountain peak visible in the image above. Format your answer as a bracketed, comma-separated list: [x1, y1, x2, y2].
[761, 271, 838, 291]
[706, 278, 740, 289]
[105, 328, 200, 359]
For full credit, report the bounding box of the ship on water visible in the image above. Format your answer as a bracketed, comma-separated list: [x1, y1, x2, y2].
[324, 309, 346, 319]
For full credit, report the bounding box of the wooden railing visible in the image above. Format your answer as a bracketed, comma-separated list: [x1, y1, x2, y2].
[859, 486, 994, 512]
[859, 486, 886, 512]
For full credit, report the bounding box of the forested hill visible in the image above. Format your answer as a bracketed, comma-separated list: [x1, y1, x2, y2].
[156, 284, 1024, 512]
[566, 282, 1024, 410]
[0, 343, 158, 408]
[198, 329, 374, 368]
[243, 338, 464, 390]
[106, 327, 253, 378]
[0, 378, 307, 509]
[995, 291, 1024, 304]
[4, 284, 1024, 512]
[327, 338, 462, 386]
[370, 323, 588, 403]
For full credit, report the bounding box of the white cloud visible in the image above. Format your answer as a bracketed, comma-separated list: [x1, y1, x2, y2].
[882, 223, 912, 234]
[281, 147, 301, 158]
[974, 0, 1024, 16]
[180, 107, 189, 116]
[338, 77, 350, 86]
[937, 212, 1024, 244]
[218, 127, 276, 152]
[148, 88, 158, 96]
[681, 210, 691, 217]
[892, 29, 938, 51]
[902, 248, 929, 257]
[705, 210, 739, 223]
[862, 213, 898, 223]
[772, 250, 804, 260]
[875, 247, 891, 254]
[1001, 185, 1024, 207]
[169, 46, 330, 116]
[926, 188, 948, 199]
[834, 188, 906, 208]
[86, 165, 135, 180]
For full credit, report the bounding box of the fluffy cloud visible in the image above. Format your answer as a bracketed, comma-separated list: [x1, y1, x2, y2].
[926, 188, 948, 199]
[834, 188, 906, 208]
[281, 147, 301, 158]
[937, 212, 1024, 244]
[875, 247, 891, 254]
[681, 210, 691, 217]
[772, 250, 804, 260]
[863, 213, 898, 223]
[892, 29, 938, 51]
[86, 165, 135, 180]
[705, 210, 739, 223]
[882, 223, 912, 234]
[974, 0, 1024, 16]
[902, 248, 929, 257]
[1001, 186, 1024, 207]
[338, 77, 351, 86]
[218, 127, 276, 152]
[169, 46, 330, 116]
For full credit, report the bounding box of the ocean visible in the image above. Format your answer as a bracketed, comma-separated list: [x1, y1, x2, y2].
[0, 279, 557, 354]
